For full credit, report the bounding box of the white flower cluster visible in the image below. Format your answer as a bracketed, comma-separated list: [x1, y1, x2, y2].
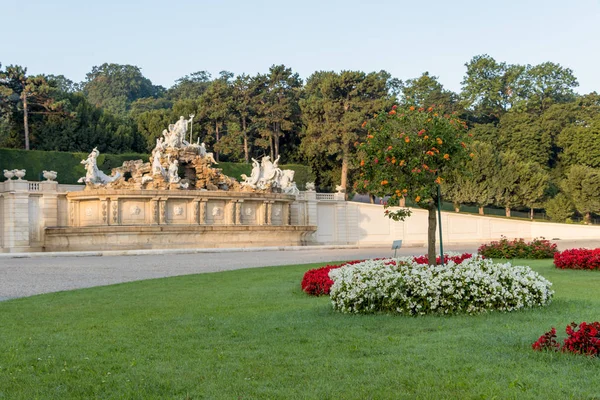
[328, 256, 554, 315]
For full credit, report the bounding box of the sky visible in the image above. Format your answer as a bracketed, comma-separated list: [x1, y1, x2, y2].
[2, 0, 599, 94]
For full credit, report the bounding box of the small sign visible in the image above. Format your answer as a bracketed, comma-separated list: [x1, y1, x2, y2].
[392, 240, 403, 250]
[392, 240, 403, 257]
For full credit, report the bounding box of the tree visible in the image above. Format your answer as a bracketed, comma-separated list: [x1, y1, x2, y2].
[198, 74, 233, 162]
[544, 193, 574, 223]
[515, 161, 550, 219]
[168, 71, 211, 100]
[562, 165, 600, 224]
[461, 54, 526, 121]
[301, 70, 395, 192]
[444, 141, 499, 214]
[522, 62, 578, 113]
[400, 72, 459, 113]
[82, 63, 164, 116]
[231, 74, 261, 163]
[0, 65, 69, 150]
[255, 65, 302, 161]
[556, 104, 600, 169]
[494, 152, 549, 217]
[497, 111, 552, 166]
[358, 105, 470, 264]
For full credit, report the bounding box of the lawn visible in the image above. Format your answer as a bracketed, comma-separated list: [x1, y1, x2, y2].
[0, 259, 599, 399]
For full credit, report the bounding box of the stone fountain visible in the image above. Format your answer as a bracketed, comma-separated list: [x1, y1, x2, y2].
[44, 116, 314, 251]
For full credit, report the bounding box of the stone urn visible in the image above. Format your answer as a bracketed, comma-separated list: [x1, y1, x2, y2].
[13, 169, 26, 180]
[3, 169, 15, 180]
[43, 170, 58, 181]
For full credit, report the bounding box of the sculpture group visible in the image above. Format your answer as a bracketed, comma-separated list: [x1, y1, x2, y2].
[77, 116, 298, 194]
[241, 156, 299, 194]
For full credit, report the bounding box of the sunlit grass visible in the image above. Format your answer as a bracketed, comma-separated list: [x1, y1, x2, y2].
[0, 260, 598, 399]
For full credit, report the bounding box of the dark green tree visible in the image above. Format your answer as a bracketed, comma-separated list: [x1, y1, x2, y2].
[254, 65, 302, 161]
[300, 70, 395, 192]
[562, 165, 600, 224]
[82, 63, 164, 116]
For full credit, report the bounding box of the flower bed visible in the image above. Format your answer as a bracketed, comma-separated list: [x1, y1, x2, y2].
[478, 237, 557, 259]
[533, 322, 600, 356]
[329, 256, 554, 315]
[301, 253, 475, 296]
[553, 248, 600, 270]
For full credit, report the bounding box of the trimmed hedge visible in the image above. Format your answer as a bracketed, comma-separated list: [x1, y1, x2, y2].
[0, 148, 313, 188]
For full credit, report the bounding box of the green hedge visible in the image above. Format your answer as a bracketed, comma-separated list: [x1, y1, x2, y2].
[0, 148, 314, 188]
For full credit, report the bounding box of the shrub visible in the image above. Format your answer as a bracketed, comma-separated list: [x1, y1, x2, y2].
[329, 256, 554, 315]
[533, 322, 600, 357]
[477, 236, 557, 259]
[554, 248, 600, 270]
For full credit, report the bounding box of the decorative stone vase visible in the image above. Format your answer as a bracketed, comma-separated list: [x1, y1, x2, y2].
[13, 169, 26, 180]
[3, 169, 15, 180]
[43, 170, 58, 181]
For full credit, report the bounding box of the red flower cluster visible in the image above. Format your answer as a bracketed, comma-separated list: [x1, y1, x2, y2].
[301, 260, 364, 296]
[532, 327, 560, 351]
[553, 248, 600, 270]
[412, 253, 474, 265]
[533, 322, 600, 357]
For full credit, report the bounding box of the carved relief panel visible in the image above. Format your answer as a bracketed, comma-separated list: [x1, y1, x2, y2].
[167, 200, 189, 224]
[120, 200, 147, 225]
[241, 202, 258, 225]
[206, 200, 225, 225]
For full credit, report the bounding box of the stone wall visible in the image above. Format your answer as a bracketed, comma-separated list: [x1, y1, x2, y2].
[2, 180, 600, 253]
[313, 202, 600, 246]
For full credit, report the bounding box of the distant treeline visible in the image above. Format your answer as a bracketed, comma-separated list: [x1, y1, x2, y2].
[1, 56, 599, 221]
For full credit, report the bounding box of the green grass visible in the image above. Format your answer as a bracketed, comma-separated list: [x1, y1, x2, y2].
[1, 260, 599, 399]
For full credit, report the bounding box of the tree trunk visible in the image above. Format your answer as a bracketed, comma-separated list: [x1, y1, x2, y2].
[215, 123, 220, 162]
[274, 122, 280, 160]
[22, 93, 30, 150]
[585, 212, 591, 224]
[400, 196, 406, 207]
[427, 202, 437, 265]
[530, 208, 534, 220]
[369, 194, 375, 204]
[505, 207, 511, 217]
[453, 202, 460, 212]
[479, 206, 484, 215]
[340, 147, 349, 192]
[269, 126, 274, 160]
[242, 117, 249, 163]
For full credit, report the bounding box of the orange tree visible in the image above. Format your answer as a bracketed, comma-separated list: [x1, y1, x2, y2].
[357, 105, 471, 263]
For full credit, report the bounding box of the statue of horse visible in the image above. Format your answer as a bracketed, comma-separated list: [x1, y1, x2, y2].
[77, 148, 121, 185]
[278, 169, 299, 195]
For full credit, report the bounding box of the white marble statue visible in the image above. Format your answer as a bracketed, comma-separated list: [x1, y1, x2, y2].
[305, 182, 316, 191]
[78, 148, 120, 185]
[151, 148, 166, 177]
[163, 116, 194, 148]
[167, 159, 180, 183]
[241, 155, 297, 192]
[279, 170, 299, 195]
[199, 142, 218, 164]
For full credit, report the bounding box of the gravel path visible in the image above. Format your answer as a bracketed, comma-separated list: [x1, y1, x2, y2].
[0, 240, 596, 300]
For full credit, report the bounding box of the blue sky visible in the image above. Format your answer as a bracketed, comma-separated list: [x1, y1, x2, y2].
[3, 0, 599, 94]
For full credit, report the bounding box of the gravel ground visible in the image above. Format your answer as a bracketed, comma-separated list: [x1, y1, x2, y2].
[0, 239, 597, 300]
